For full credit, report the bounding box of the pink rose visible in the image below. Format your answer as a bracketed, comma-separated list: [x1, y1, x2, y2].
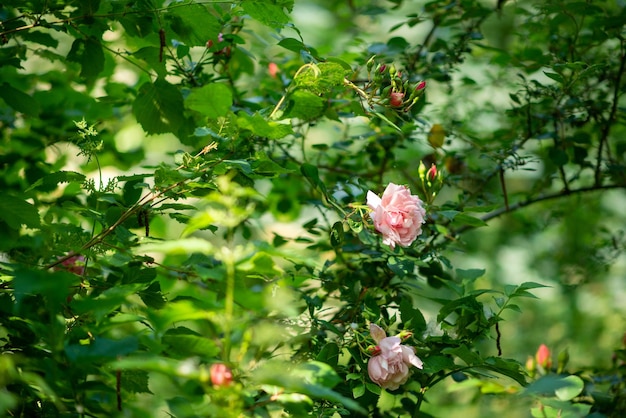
[367, 183, 426, 248]
[367, 324, 423, 390]
[210, 363, 233, 387]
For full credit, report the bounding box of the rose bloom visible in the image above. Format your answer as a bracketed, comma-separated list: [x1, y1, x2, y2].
[367, 324, 423, 390]
[367, 183, 426, 248]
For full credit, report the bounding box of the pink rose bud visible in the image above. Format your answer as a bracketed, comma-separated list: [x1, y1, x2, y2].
[367, 324, 423, 390]
[367, 183, 426, 249]
[396, 330, 413, 341]
[367, 345, 382, 356]
[389, 91, 405, 107]
[268, 62, 279, 78]
[209, 363, 233, 387]
[57, 255, 85, 276]
[427, 164, 437, 181]
[378, 64, 387, 73]
[415, 80, 426, 91]
[535, 344, 552, 369]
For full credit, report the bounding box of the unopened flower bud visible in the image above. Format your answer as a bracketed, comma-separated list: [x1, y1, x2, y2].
[536, 344, 552, 370]
[367, 345, 382, 356]
[388, 64, 396, 77]
[427, 164, 437, 182]
[396, 330, 413, 341]
[557, 348, 569, 373]
[378, 64, 387, 74]
[209, 363, 233, 387]
[367, 55, 376, 72]
[415, 80, 426, 91]
[268, 62, 279, 78]
[390, 91, 405, 107]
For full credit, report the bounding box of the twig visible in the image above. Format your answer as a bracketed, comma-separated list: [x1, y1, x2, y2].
[595, 39, 626, 186]
[453, 184, 626, 235]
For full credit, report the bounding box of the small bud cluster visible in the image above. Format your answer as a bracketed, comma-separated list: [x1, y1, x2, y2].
[206, 33, 232, 57]
[361, 56, 427, 113]
[526, 344, 570, 378]
[418, 162, 443, 204]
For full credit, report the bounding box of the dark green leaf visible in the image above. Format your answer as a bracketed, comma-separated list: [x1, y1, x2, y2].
[0, 194, 41, 229]
[65, 337, 139, 362]
[133, 79, 186, 135]
[66, 37, 105, 82]
[26, 171, 85, 192]
[0, 82, 40, 115]
[242, 0, 290, 28]
[166, 3, 221, 46]
[186, 83, 233, 119]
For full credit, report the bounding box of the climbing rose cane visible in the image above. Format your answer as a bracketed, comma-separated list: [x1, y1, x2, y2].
[367, 183, 426, 248]
[367, 324, 423, 390]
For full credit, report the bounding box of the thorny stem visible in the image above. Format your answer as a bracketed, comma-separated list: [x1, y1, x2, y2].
[452, 184, 626, 236]
[595, 38, 626, 186]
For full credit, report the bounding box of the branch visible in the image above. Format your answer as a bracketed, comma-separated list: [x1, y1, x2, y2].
[452, 184, 626, 235]
[595, 38, 626, 186]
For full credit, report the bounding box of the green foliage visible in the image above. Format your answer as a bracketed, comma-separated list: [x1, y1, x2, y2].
[0, 0, 625, 417]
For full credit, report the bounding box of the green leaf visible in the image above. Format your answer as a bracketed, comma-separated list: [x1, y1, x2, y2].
[504, 281, 549, 298]
[186, 83, 233, 119]
[443, 345, 483, 366]
[451, 213, 488, 228]
[548, 147, 569, 166]
[300, 163, 327, 195]
[316, 343, 340, 366]
[482, 357, 527, 386]
[165, 3, 221, 46]
[13, 268, 79, 309]
[523, 375, 584, 401]
[26, 171, 86, 192]
[399, 295, 426, 334]
[543, 71, 564, 84]
[285, 90, 325, 120]
[278, 37, 308, 54]
[133, 46, 167, 77]
[121, 370, 152, 394]
[352, 384, 365, 398]
[422, 355, 456, 374]
[456, 268, 486, 282]
[253, 361, 367, 415]
[65, 336, 139, 362]
[237, 112, 294, 139]
[0, 82, 40, 115]
[72, 284, 146, 321]
[138, 281, 167, 309]
[162, 328, 220, 358]
[133, 79, 186, 135]
[0, 194, 41, 229]
[242, 0, 290, 29]
[66, 37, 105, 82]
[330, 221, 344, 248]
[372, 111, 402, 132]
